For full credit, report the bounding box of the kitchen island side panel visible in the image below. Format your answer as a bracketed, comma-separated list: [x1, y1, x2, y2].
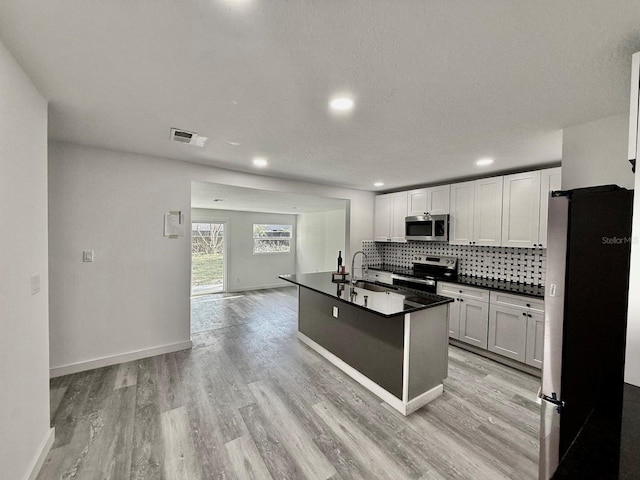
[408, 304, 449, 400]
[298, 287, 404, 398]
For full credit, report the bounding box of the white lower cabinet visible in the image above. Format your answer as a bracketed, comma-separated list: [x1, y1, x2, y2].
[459, 299, 489, 349]
[488, 304, 528, 362]
[488, 291, 544, 368]
[440, 284, 544, 369]
[437, 283, 489, 349]
[525, 311, 544, 368]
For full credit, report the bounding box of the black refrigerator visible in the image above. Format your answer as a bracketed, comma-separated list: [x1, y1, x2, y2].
[539, 185, 634, 479]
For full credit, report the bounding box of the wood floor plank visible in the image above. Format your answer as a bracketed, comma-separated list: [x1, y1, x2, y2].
[161, 406, 202, 480]
[114, 361, 138, 390]
[50, 370, 99, 449]
[50, 385, 68, 419]
[75, 385, 137, 480]
[248, 381, 336, 480]
[239, 403, 306, 479]
[312, 400, 415, 480]
[225, 435, 273, 480]
[38, 287, 540, 480]
[130, 357, 166, 480]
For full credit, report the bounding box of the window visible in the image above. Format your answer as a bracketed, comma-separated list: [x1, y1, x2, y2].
[253, 224, 292, 253]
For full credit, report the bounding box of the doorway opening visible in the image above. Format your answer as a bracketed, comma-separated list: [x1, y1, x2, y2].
[191, 222, 225, 296]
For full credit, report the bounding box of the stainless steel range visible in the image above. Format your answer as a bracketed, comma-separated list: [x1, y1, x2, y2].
[391, 255, 458, 293]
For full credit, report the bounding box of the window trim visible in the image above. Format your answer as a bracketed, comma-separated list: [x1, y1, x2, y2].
[252, 223, 293, 255]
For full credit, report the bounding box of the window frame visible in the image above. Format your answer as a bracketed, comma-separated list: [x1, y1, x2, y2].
[252, 223, 293, 255]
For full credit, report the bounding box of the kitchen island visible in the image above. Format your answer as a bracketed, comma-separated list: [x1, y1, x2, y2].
[279, 272, 453, 415]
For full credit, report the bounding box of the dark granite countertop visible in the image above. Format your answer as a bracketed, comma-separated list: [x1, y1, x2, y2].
[368, 265, 545, 299]
[453, 275, 545, 299]
[279, 272, 453, 318]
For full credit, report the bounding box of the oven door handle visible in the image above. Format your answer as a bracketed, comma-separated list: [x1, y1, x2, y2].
[392, 275, 436, 286]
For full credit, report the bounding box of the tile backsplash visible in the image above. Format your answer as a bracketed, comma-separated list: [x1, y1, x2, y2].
[362, 241, 546, 286]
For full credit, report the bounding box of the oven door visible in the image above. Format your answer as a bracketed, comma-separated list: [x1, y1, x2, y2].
[392, 275, 436, 294]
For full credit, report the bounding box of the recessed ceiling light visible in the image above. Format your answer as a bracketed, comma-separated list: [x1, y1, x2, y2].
[252, 157, 268, 168]
[476, 158, 494, 166]
[329, 96, 355, 112]
[374, 182, 384, 187]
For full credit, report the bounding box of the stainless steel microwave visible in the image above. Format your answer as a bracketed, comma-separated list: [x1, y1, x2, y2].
[405, 214, 449, 241]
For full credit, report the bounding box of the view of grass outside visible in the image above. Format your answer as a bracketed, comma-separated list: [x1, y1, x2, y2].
[192, 222, 224, 293]
[191, 253, 224, 286]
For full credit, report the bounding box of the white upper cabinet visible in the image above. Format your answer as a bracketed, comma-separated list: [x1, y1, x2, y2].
[374, 191, 407, 242]
[501, 171, 541, 248]
[390, 191, 408, 241]
[450, 181, 475, 245]
[374, 194, 392, 241]
[450, 178, 502, 246]
[407, 185, 450, 216]
[538, 167, 562, 248]
[407, 188, 427, 216]
[473, 177, 503, 246]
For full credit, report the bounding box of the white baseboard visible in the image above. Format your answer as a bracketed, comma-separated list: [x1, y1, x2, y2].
[227, 282, 291, 293]
[50, 340, 192, 378]
[297, 332, 442, 416]
[25, 427, 55, 480]
[404, 384, 444, 415]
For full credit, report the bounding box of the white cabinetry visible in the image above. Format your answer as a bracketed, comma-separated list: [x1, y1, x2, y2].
[407, 185, 450, 216]
[437, 283, 489, 348]
[449, 182, 475, 245]
[374, 192, 407, 242]
[488, 292, 544, 367]
[525, 311, 545, 368]
[538, 167, 562, 248]
[501, 171, 541, 248]
[450, 178, 502, 246]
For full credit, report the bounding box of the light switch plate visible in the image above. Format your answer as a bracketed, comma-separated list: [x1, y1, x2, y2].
[332, 306, 338, 318]
[30, 274, 40, 295]
[83, 250, 94, 262]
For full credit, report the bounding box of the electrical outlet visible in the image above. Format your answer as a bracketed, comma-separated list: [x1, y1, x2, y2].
[30, 274, 40, 295]
[83, 250, 94, 262]
[332, 306, 339, 318]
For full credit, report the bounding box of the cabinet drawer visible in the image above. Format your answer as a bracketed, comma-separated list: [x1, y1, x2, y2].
[437, 282, 489, 303]
[490, 291, 544, 312]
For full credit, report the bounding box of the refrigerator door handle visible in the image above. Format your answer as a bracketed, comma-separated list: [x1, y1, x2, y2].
[540, 392, 565, 414]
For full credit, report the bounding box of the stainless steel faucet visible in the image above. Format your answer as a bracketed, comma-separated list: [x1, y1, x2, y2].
[350, 250, 368, 284]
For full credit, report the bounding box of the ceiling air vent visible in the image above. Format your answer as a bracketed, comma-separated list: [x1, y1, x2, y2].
[170, 128, 208, 147]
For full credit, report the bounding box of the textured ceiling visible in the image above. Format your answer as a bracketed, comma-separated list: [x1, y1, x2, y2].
[191, 181, 348, 214]
[1, 1, 639, 191]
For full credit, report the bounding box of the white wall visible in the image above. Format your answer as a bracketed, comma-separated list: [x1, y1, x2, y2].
[626, 135, 640, 387]
[296, 209, 347, 274]
[191, 208, 296, 291]
[561, 113, 635, 190]
[48, 141, 374, 373]
[0, 41, 52, 480]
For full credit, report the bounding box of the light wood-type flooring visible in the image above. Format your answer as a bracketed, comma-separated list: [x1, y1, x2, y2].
[40, 286, 541, 480]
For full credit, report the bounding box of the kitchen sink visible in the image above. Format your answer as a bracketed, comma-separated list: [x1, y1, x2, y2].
[353, 280, 394, 293]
